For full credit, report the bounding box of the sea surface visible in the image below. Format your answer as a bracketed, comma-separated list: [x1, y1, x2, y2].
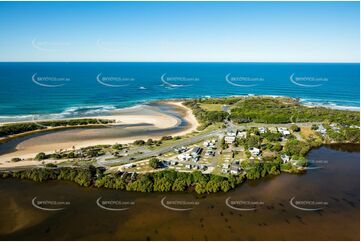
[0, 144, 359, 240]
[0, 62, 359, 122]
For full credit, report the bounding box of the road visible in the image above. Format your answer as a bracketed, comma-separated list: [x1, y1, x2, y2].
[97, 121, 319, 167]
[96, 129, 224, 166]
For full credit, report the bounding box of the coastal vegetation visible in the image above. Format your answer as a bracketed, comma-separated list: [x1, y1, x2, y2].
[0, 96, 359, 194]
[185, 96, 360, 126]
[230, 97, 359, 125]
[0, 118, 114, 138]
[4, 164, 299, 193]
[0, 166, 249, 194]
[34, 145, 107, 160]
[184, 96, 360, 143]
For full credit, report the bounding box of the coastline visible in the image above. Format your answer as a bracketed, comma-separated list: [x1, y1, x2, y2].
[0, 101, 199, 163]
[0, 95, 359, 165]
[0, 95, 359, 125]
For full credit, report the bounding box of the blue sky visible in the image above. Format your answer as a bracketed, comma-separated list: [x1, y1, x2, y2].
[0, 1, 359, 62]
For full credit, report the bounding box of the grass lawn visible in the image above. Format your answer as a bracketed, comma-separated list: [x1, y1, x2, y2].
[300, 127, 321, 141]
[200, 103, 223, 112]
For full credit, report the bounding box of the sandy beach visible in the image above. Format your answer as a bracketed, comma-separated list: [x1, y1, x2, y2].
[0, 101, 199, 164]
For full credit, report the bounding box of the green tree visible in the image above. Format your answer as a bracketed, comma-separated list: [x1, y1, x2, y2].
[149, 158, 161, 169]
[35, 152, 46, 161]
[206, 180, 220, 193]
[172, 178, 187, 191]
[153, 177, 172, 192]
[220, 180, 231, 192]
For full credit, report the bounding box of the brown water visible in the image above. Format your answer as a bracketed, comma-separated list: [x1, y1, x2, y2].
[0, 144, 359, 240]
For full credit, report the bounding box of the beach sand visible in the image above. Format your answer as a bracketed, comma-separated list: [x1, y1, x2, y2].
[0, 101, 199, 164]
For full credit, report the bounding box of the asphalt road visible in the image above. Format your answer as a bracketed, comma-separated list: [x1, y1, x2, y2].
[96, 129, 224, 166]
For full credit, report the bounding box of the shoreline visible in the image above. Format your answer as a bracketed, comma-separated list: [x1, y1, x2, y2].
[0, 95, 359, 125]
[0, 95, 359, 165]
[0, 101, 199, 163]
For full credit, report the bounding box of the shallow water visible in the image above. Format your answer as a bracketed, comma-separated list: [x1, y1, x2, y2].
[0, 144, 359, 240]
[0, 103, 189, 157]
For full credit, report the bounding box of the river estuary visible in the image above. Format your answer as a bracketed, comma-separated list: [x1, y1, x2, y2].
[0, 144, 359, 240]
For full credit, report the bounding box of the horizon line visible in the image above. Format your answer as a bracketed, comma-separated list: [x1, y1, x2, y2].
[0, 61, 359, 64]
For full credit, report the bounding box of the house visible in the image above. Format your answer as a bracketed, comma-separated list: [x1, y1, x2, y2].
[237, 131, 247, 138]
[317, 124, 327, 136]
[199, 165, 208, 171]
[178, 153, 191, 161]
[249, 147, 260, 156]
[121, 163, 136, 169]
[226, 130, 238, 137]
[222, 168, 229, 174]
[258, 127, 267, 134]
[330, 123, 340, 132]
[192, 157, 200, 163]
[350, 125, 359, 129]
[281, 154, 290, 163]
[225, 136, 236, 144]
[278, 127, 290, 136]
[204, 140, 216, 148]
[222, 163, 230, 169]
[185, 164, 192, 169]
[205, 150, 215, 156]
[230, 166, 240, 175]
[203, 141, 210, 147]
[174, 146, 188, 153]
[191, 146, 202, 157]
[170, 160, 178, 166]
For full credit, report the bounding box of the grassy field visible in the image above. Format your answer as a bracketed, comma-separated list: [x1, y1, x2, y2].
[199, 103, 223, 112]
[300, 127, 321, 141]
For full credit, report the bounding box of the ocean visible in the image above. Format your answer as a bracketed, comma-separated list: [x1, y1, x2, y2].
[0, 62, 359, 122]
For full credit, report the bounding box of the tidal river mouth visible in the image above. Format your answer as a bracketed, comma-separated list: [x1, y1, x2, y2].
[0, 144, 359, 240]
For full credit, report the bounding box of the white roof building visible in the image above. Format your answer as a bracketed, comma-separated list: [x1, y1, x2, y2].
[222, 168, 229, 174]
[317, 124, 327, 135]
[203, 141, 211, 147]
[281, 154, 290, 163]
[121, 163, 136, 169]
[278, 127, 290, 136]
[226, 130, 238, 137]
[237, 131, 247, 138]
[178, 153, 191, 161]
[249, 147, 260, 156]
[225, 136, 236, 144]
[230, 167, 240, 175]
[258, 127, 267, 134]
[330, 123, 340, 132]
